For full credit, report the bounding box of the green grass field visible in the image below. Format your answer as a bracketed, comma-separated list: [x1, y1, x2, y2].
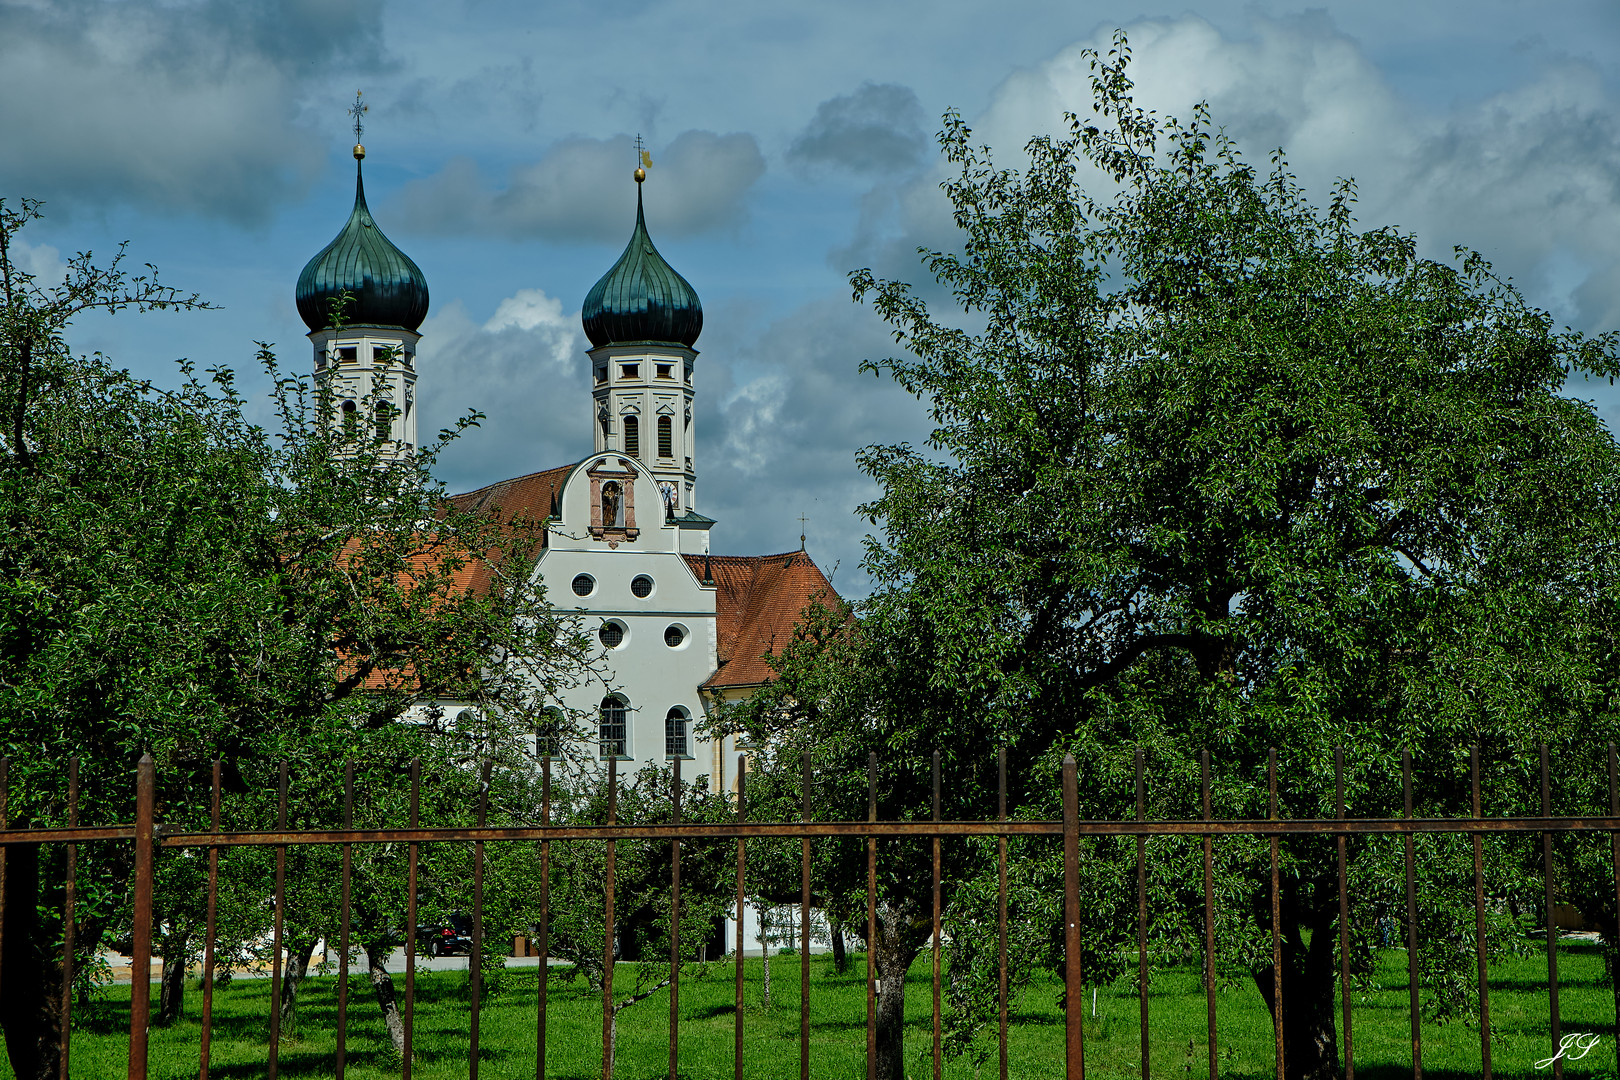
[17, 943, 1620, 1079]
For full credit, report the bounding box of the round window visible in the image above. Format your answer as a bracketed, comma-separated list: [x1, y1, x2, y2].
[631, 575, 654, 598]
[572, 574, 594, 597]
[664, 625, 685, 648]
[599, 622, 625, 648]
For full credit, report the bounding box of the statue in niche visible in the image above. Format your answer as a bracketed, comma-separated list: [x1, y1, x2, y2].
[601, 481, 623, 528]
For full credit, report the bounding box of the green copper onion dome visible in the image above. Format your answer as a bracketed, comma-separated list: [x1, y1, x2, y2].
[581, 185, 702, 348]
[296, 160, 429, 333]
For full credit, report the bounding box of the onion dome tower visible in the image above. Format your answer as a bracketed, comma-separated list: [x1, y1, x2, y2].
[297, 92, 427, 459]
[582, 145, 704, 523]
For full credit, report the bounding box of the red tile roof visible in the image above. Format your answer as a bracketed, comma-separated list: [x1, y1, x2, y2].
[684, 550, 842, 689]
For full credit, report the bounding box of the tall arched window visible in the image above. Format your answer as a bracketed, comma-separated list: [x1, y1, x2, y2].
[624, 416, 640, 457]
[538, 707, 563, 759]
[665, 707, 690, 758]
[340, 399, 358, 439]
[657, 415, 673, 458]
[599, 696, 628, 758]
[374, 401, 394, 441]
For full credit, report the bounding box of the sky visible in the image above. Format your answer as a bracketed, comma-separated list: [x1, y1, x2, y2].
[6, 0, 1620, 597]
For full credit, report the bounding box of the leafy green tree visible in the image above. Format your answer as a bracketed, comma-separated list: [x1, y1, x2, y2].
[0, 197, 593, 1079]
[724, 36, 1620, 1080]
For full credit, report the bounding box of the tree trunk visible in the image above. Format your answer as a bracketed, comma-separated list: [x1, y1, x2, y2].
[872, 917, 919, 1080]
[1254, 907, 1340, 1080]
[279, 937, 320, 1033]
[156, 927, 189, 1027]
[829, 920, 847, 973]
[0, 844, 63, 1080]
[363, 939, 405, 1054]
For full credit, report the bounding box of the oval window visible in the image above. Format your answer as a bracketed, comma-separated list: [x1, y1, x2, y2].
[631, 575, 654, 598]
[599, 622, 625, 648]
[664, 625, 685, 648]
[572, 574, 594, 597]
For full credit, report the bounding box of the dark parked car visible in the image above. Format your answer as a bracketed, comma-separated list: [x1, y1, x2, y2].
[415, 913, 474, 957]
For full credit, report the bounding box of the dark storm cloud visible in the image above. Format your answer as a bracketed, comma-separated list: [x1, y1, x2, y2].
[0, 0, 385, 222]
[393, 130, 766, 242]
[787, 83, 929, 176]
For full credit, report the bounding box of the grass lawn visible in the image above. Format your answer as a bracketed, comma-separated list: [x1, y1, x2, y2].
[15, 942, 1620, 1079]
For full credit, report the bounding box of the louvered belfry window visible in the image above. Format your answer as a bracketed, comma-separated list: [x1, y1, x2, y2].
[657, 415, 673, 458]
[624, 416, 640, 457]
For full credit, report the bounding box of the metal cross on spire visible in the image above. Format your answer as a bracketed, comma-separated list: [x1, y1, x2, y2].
[349, 90, 368, 144]
[799, 512, 808, 551]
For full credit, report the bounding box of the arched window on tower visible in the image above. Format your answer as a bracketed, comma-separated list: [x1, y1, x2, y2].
[624, 416, 640, 457]
[665, 707, 690, 758]
[657, 415, 673, 458]
[600, 696, 628, 758]
[340, 399, 358, 440]
[374, 402, 395, 442]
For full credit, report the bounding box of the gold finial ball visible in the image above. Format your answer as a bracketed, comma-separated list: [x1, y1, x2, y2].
[634, 167, 646, 183]
[353, 144, 366, 160]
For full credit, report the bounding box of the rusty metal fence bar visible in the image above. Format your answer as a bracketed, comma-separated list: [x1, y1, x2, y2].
[3, 744, 1620, 1080]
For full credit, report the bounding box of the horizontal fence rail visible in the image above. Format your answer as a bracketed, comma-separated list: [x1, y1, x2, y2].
[1, 744, 1618, 1080]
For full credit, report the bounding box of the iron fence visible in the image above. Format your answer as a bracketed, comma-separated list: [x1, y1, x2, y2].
[1, 743, 1619, 1080]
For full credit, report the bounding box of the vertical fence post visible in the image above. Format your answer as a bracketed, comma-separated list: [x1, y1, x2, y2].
[404, 758, 420, 1080]
[1269, 748, 1283, 1080]
[603, 754, 619, 1080]
[735, 755, 747, 1080]
[1062, 752, 1083, 1080]
[1202, 749, 1216, 1080]
[337, 761, 353, 1080]
[1471, 746, 1491, 1080]
[866, 751, 878, 1080]
[1135, 746, 1148, 1080]
[997, 747, 1009, 1080]
[537, 754, 551, 1080]
[669, 754, 681, 1080]
[1541, 741, 1562, 1080]
[1402, 750, 1421, 1080]
[932, 748, 943, 1080]
[128, 753, 156, 1080]
[200, 761, 221, 1080]
[268, 761, 288, 1080]
[800, 746, 812, 1080]
[59, 758, 78, 1080]
[1336, 748, 1352, 1080]
[1610, 742, 1620, 1080]
[471, 759, 490, 1080]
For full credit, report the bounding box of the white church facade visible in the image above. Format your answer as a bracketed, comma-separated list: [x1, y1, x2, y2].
[294, 138, 838, 802]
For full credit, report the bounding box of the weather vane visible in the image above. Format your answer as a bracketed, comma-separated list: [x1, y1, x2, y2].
[349, 90, 368, 159]
[634, 134, 651, 183]
[799, 512, 808, 551]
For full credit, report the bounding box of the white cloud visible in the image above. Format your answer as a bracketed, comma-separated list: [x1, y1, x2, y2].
[417, 288, 591, 488]
[0, 0, 384, 221]
[393, 130, 767, 242]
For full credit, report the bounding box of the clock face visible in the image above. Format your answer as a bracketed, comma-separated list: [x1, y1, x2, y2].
[659, 481, 678, 510]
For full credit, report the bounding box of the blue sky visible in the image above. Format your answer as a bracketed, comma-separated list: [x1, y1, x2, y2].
[6, 0, 1620, 595]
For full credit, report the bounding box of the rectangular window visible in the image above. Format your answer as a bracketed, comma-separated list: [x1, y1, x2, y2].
[373, 345, 393, 363]
[656, 364, 673, 379]
[337, 346, 358, 364]
[595, 366, 607, 383]
[620, 363, 639, 380]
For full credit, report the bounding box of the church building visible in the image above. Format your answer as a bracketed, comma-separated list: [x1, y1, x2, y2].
[294, 136, 838, 793]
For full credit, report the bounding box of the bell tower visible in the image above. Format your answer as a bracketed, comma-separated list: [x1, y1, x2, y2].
[581, 146, 702, 522]
[295, 93, 430, 461]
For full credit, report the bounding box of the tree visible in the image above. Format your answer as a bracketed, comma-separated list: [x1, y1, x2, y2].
[0, 197, 593, 1078]
[727, 36, 1620, 1080]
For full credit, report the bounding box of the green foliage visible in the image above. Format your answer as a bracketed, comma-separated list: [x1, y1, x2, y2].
[721, 33, 1620, 1079]
[0, 196, 596, 1067]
